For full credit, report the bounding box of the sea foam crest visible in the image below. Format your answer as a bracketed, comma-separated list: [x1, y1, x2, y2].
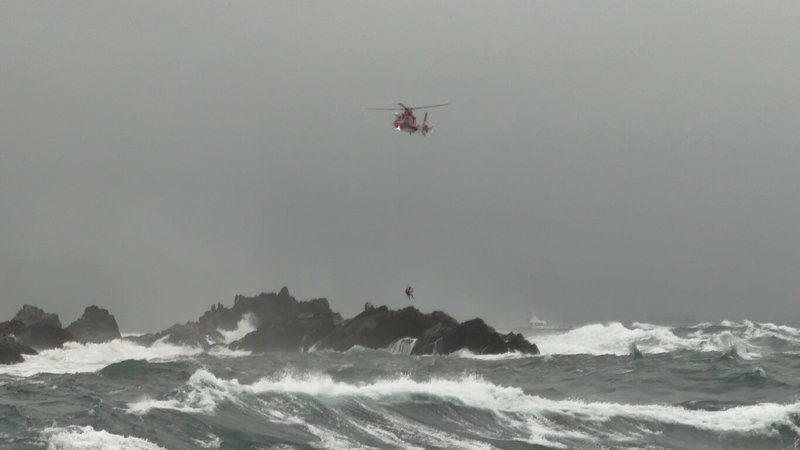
[42, 425, 166, 450]
[528, 320, 800, 357]
[0, 338, 202, 377]
[387, 337, 417, 355]
[449, 349, 536, 360]
[127, 368, 800, 446]
[217, 313, 258, 344]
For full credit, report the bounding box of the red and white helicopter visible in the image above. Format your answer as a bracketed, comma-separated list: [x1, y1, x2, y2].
[366, 102, 449, 136]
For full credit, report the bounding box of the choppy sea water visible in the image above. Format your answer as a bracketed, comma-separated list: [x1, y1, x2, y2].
[1, 319, 799, 449]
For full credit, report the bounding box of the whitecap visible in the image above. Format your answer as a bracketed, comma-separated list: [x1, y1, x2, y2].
[207, 346, 252, 358]
[42, 425, 165, 450]
[526, 320, 782, 357]
[217, 313, 259, 344]
[0, 338, 202, 377]
[449, 349, 538, 361]
[387, 337, 417, 355]
[126, 368, 800, 446]
[192, 433, 222, 449]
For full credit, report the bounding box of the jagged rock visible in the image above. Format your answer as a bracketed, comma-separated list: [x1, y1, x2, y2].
[315, 307, 538, 356]
[233, 321, 310, 352]
[413, 318, 539, 355]
[129, 288, 342, 352]
[14, 305, 62, 328]
[124, 287, 538, 357]
[6, 305, 73, 350]
[14, 323, 73, 350]
[227, 291, 340, 352]
[0, 336, 36, 365]
[314, 306, 458, 352]
[127, 323, 224, 350]
[630, 343, 643, 360]
[501, 331, 539, 354]
[66, 306, 121, 343]
[0, 320, 25, 336]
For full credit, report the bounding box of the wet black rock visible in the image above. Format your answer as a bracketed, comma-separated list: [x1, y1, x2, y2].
[14, 323, 73, 350]
[127, 322, 224, 350]
[127, 287, 538, 357]
[66, 305, 122, 344]
[14, 305, 62, 328]
[315, 307, 539, 356]
[131, 288, 342, 352]
[0, 336, 37, 365]
[315, 306, 457, 352]
[8, 305, 73, 350]
[414, 318, 539, 355]
[226, 289, 341, 352]
[0, 319, 25, 337]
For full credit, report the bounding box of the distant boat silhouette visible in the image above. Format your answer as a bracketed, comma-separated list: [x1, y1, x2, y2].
[529, 313, 549, 328]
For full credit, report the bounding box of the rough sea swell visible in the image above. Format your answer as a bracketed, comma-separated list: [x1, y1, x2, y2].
[2, 320, 800, 449]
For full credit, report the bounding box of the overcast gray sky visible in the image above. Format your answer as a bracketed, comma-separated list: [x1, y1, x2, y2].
[2, 2, 799, 331]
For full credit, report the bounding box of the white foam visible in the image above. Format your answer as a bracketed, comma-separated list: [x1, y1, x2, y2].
[304, 424, 362, 450]
[192, 434, 221, 449]
[218, 313, 258, 344]
[530, 322, 683, 356]
[42, 425, 165, 450]
[0, 338, 202, 377]
[126, 368, 800, 446]
[387, 337, 417, 355]
[120, 332, 145, 338]
[449, 349, 538, 361]
[526, 320, 797, 357]
[207, 346, 252, 358]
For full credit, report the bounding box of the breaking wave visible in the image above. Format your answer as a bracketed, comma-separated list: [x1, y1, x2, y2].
[42, 425, 166, 450]
[217, 313, 258, 344]
[449, 349, 537, 360]
[387, 337, 417, 355]
[528, 320, 800, 358]
[126, 368, 800, 448]
[0, 338, 203, 377]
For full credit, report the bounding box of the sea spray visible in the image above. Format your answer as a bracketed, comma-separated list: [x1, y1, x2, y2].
[387, 337, 418, 355]
[0, 338, 203, 377]
[217, 313, 258, 345]
[4, 318, 799, 449]
[529, 320, 800, 357]
[127, 367, 800, 444]
[42, 426, 166, 450]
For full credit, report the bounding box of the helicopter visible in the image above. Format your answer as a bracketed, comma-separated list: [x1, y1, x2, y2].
[365, 102, 449, 136]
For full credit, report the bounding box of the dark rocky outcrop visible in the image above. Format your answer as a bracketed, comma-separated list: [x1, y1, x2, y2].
[130, 287, 342, 352]
[131, 288, 538, 356]
[126, 322, 224, 349]
[0, 304, 123, 364]
[14, 305, 62, 328]
[66, 306, 121, 344]
[1, 287, 538, 362]
[229, 291, 342, 352]
[315, 306, 457, 352]
[0, 319, 25, 337]
[315, 306, 539, 356]
[630, 343, 643, 360]
[7, 305, 73, 350]
[0, 336, 37, 365]
[413, 318, 539, 355]
[14, 323, 73, 350]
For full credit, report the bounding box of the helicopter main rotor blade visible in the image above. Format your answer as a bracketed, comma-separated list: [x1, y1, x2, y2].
[407, 103, 449, 110]
[364, 102, 450, 111]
